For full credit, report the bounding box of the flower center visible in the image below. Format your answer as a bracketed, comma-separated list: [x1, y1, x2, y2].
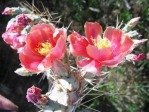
[36, 42, 53, 56]
[94, 36, 111, 49]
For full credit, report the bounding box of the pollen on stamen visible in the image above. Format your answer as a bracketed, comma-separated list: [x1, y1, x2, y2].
[35, 42, 53, 56]
[94, 36, 111, 49]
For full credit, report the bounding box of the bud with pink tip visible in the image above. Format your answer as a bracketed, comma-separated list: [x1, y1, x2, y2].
[123, 17, 140, 32]
[2, 7, 30, 15]
[127, 17, 140, 28]
[133, 53, 147, 62]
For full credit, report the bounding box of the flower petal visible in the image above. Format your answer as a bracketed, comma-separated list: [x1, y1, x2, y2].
[20, 53, 43, 72]
[27, 30, 44, 50]
[85, 22, 102, 43]
[102, 51, 128, 67]
[68, 31, 89, 57]
[19, 46, 43, 72]
[78, 59, 102, 75]
[2, 32, 18, 45]
[86, 45, 112, 61]
[110, 29, 123, 55]
[53, 27, 67, 43]
[31, 23, 54, 33]
[120, 35, 133, 52]
[111, 29, 122, 46]
[103, 26, 116, 41]
[41, 24, 56, 46]
[28, 23, 56, 47]
[50, 36, 66, 59]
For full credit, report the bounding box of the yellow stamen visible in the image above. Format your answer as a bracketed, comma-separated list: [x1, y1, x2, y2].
[36, 42, 53, 56]
[94, 36, 111, 49]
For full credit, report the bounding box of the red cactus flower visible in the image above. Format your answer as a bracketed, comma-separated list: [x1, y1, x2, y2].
[20, 23, 67, 72]
[68, 22, 134, 75]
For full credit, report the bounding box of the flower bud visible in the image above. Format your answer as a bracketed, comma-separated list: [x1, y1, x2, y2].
[2, 7, 30, 15]
[127, 17, 140, 28]
[133, 53, 147, 62]
[2, 7, 15, 15]
[123, 17, 140, 32]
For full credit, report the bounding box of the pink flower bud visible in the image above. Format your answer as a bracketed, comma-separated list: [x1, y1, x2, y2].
[2, 7, 15, 15]
[2, 7, 30, 15]
[122, 17, 140, 32]
[133, 53, 147, 62]
[128, 17, 140, 28]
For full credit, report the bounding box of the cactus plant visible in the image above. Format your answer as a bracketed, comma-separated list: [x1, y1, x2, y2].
[1, 2, 147, 112]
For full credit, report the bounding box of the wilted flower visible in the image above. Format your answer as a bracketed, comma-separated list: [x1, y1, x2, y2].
[26, 86, 41, 104]
[2, 14, 31, 51]
[133, 53, 147, 62]
[68, 22, 134, 75]
[26, 86, 48, 105]
[20, 23, 67, 72]
[17, 14, 32, 26]
[2, 23, 26, 50]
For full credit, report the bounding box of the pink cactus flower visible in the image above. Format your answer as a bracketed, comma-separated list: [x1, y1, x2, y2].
[133, 53, 147, 62]
[68, 22, 134, 75]
[19, 23, 67, 72]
